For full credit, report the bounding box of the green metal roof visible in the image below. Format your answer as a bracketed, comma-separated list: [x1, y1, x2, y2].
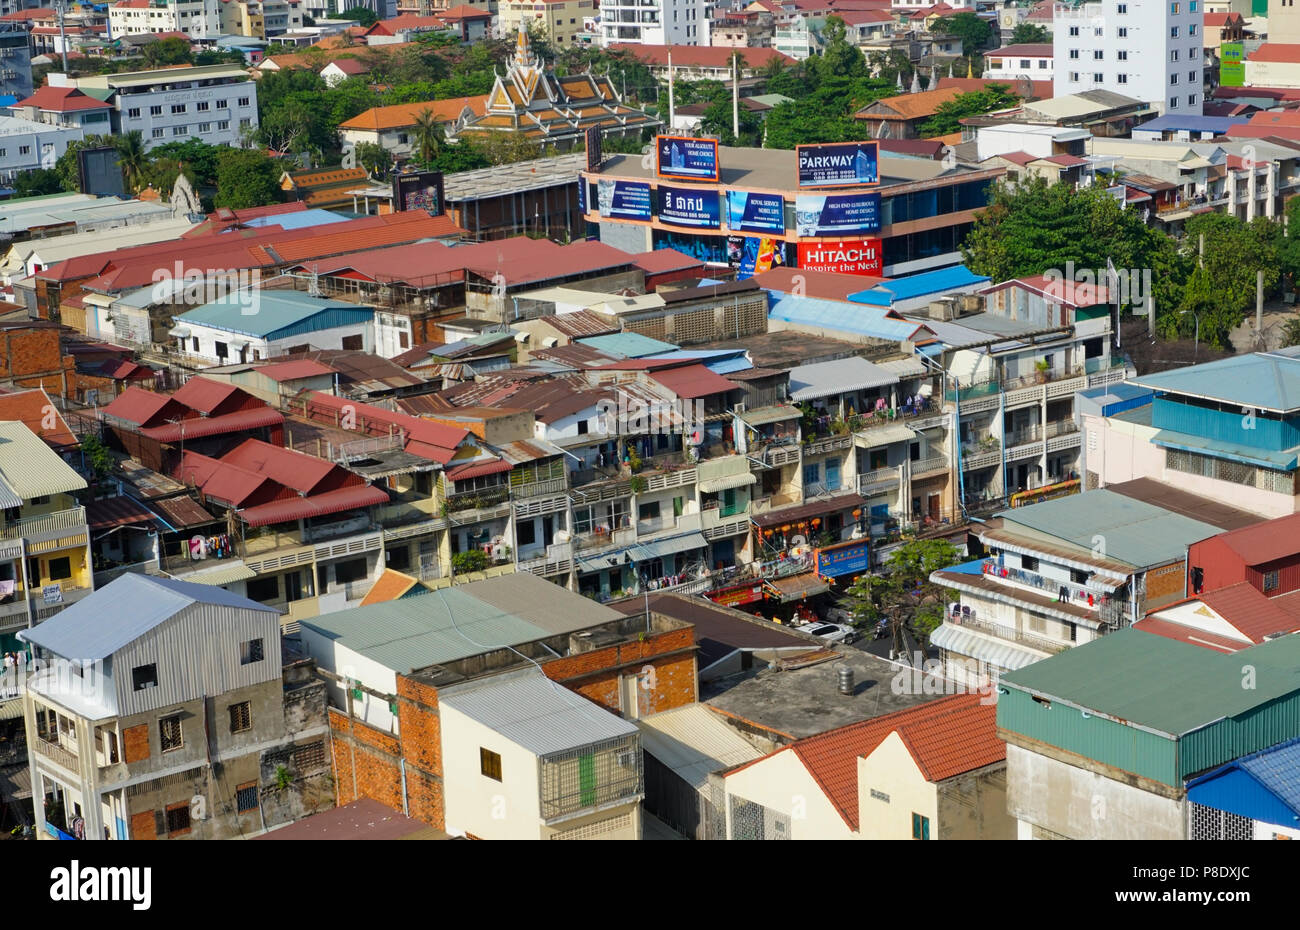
[1001, 628, 1300, 737]
[997, 489, 1222, 568]
[174, 291, 374, 340]
[576, 332, 678, 358]
[1129, 352, 1300, 413]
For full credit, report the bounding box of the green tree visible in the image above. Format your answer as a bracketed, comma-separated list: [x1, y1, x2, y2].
[930, 11, 992, 56]
[11, 168, 62, 198]
[1282, 316, 1300, 348]
[452, 549, 489, 573]
[429, 140, 491, 173]
[213, 148, 281, 209]
[1011, 22, 1052, 44]
[410, 108, 445, 165]
[79, 434, 115, 487]
[141, 36, 192, 68]
[115, 130, 150, 193]
[474, 130, 542, 166]
[147, 139, 222, 187]
[918, 83, 1019, 136]
[844, 538, 960, 650]
[54, 134, 119, 192]
[355, 140, 391, 176]
[338, 5, 378, 26]
[807, 15, 869, 84]
[701, 98, 762, 147]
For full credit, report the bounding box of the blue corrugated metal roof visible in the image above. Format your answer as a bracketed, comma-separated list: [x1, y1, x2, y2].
[643, 349, 752, 375]
[946, 558, 987, 575]
[240, 209, 349, 232]
[1079, 382, 1153, 417]
[1133, 114, 1247, 133]
[1186, 736, 1300, 829]
[768, 293, 926, 341]
[1151, 428, 1299, 471]
[849, 266, 991, 306]
[577, 332, 679, 358]
[1130, 352, 1300, 413]
[175, 291, 375, 340]
[18, 574, 277, 660]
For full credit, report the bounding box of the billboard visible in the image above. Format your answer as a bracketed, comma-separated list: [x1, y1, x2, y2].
[795, 192, 881, 237]
[798, 238, 883, 276]
[577, 177, 587, 214]
[78, 146, 126, 198]
[734, 237, 783, 279]
[656, 184, 721, 228]
[597, 179, 652, 220]
[392, 169, 445, 216]
[725, 190, 785, 235]
[796, 141, 879, 188]
[656, 135, 720, 182]
[816, 539, 871, 578]
[1220, 42, 1244, 87]
[586, 126, 603, 170]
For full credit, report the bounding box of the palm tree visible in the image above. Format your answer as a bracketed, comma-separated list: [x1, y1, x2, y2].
[411, 109, 444, 166]
[115, 131, 149, 193]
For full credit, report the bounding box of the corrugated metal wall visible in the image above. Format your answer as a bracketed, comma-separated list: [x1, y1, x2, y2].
[997, 688, 1178, 786]
[1246, 557, 1300, 598]
[1187, 537, 1246, 596]
[113, 603, 284, 718]
[1152, 397, 1300, 451]
[1180, 693, 1300, 780]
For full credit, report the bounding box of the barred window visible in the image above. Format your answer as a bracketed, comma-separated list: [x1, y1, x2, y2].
[1190, 802, 1253, 840]
[229, 701, 251, 734]
[1166, 448, 1296, 493]
[293, 740, 327, 771]
[236, 782, 259, 813]
[165, 802, 190, 835]
[159, 714, 183, 752]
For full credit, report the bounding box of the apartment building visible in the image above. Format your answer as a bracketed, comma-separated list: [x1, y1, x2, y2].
[929, 489, 1250, 687]
[600, 0, 711, 45]
[220, 0, 305, 38]
[0, 21, 33, 100]
[108, 0, 223, 40]
[0, 421, 93, 658]
[19, 574, 331, 840]
[1082, 350, 1300, 518]
[0, 116, 83, 186]
[170, 291, 377, 366]
[499, 0, 592, 47]
[1053, 0, 1205, 115]
[9, 85, 114, 137]
[58, 64, 258, 151]
[997, 628, 1300, 839]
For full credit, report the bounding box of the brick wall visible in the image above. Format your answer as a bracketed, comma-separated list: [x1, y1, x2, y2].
[327, 706, 405, 814]
[540, 625, 697, 716]
[395, 676, 445, 829]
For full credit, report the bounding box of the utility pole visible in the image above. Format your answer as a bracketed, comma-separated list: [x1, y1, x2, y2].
[732, 53, 740, 141]
[668, 48, 675, 130]
[56, 0, 68, 74]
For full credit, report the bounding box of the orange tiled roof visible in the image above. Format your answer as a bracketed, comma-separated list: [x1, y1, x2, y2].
[359, 568, 421, 605]
[858, 86, 965, 121]
[339, 94, 490, 132]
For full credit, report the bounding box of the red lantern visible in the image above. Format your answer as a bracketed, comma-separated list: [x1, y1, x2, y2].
[811, 518, 822, 527]
[852, 508, 862, 519]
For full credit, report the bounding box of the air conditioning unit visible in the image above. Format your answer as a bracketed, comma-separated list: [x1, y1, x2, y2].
[616, 749, 636, 768]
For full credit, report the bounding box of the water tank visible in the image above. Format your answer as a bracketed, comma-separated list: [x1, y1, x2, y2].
[838, 666, 854, 696]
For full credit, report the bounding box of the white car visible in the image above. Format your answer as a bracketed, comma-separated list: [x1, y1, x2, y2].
[796, 621, 858, 645]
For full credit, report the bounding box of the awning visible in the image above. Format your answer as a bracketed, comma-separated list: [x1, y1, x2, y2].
[875, 357, 928, 378]
[752, 492, 865, 529]
[445, 459, 511, 482]
[930, 621, 1047, 671]
[577, 550, 634, 574]
[168, 325, 191, 339]
[1151, 429, 1298, 471]
[87, 495, 155, 531]
[765, 571, 830, 602]
[141, 407, 285, 443]
[698, 472, 757, 494]
[855, 422, 917, 449]
[740, 405, 802, 427]
[177, 561, 256, 585]
[238, 484, 390, 528]
[228, 338, 251, 350]
[634, 532, 708, 561]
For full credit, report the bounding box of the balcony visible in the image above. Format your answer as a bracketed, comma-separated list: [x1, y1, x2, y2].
[32, 736, 78, 772]
[573, 526, 636, 554]
[511, 476, 568, 500]
[911, 454, 949, 477]
[942, 614, 1068, 656]
[977, 558, 1113, 603]
[858, 467, 900, 492]
[0, 507, 87, 544]
[749, 492, 800, 515]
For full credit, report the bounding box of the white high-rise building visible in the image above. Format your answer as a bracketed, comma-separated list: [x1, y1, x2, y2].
[108, 0, 223, 41]
[1053, 0, 1204, 115]
[599, 0, 711, 46]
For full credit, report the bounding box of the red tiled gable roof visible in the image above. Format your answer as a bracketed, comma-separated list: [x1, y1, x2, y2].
[835, 9, 893, 24]
[0, 388, 77, 447]
[937, 76, 1054, 100]
[1195, 583, 1300, 642]
[735, 693, 1004, 831]
[359, 568, 421, 606]
[17, 86, 112, 112]
[326, 58, 368, 75]
[339, 95, 489, 132]
[437, 4, 492, 18]
[991, 150, 1036, 167]
[1204, 11, 1243, 26]
[366, 13, 452, 34]
[1042, 153, 1088, 167]
[102, 386, 188, 429]
[175, 450, 289, 509]
[984, 272, 1109, 308]
[1246, 43, 1300, 63]
[169, 376, 247, 416]
[0, 7, 54, 20]
[607, 43, 796, 70]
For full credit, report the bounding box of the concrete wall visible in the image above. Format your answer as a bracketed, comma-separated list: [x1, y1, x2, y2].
[936, 765, 1016, 840]
[1005, 741, 1186, 840]
[439, 700, 543, 839]
[856, 730, 937, 840]
[723, 746, 854, 839]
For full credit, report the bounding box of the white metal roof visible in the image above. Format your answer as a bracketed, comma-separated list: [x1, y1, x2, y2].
[637, 704, 762, 792]
[0, 421, 87, 499]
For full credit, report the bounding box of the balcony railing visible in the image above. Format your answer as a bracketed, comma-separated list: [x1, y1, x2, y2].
[943, 613, 1069, 656]
[978, 559, 1115, 602]
[32, 736, 78, 772]
[912, 454, 949, 476]
[444, 487, 509, 513]
[511, 476, 568, 500]
[858, 467, 899, 491]
[0, 506, 87, 541]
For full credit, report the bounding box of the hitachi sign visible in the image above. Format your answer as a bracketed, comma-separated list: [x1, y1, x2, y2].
[803, 245, 876, 263]
[797, 237, 883, 276]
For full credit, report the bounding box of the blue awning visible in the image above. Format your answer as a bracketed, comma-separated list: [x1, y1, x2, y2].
[634, 532, 709, 561]
[1150, 429, 1298, 471]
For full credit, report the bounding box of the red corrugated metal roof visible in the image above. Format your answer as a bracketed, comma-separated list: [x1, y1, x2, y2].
[1204, 513, 1300, 566]
[649, 364, 740, 399]
[175, 451, 288, 508]
[632, 248, 702, 274]
[0, 388, 77, 447]
[258, 359, 337, 381]
[144, 495, 217, 529]
[221, 438, 344, 496]
[1180, 582, 1300, 642]
[239, 484, 389, 527]
[303, 392, 468, 464]
[102, 386, 187, 428]
[140, 407, 285, 443]
[260, 212, 465, 264]
[171, 376, 244, 416]
[86, 495, 155, 530]
[1132, 616, 1247, 653]
[444, 458, 510, 481]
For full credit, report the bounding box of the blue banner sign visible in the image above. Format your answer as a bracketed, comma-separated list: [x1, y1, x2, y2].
[816, 539, 871, 578]
[795, 192, 881, 237]
[597, 179, 652, 220]
[578, 177, 587, 214]
[657, 185, 721, 228]
[725, 190, 785, 235]
[796, 141, 880, 188]
[657, 135, 720, 182]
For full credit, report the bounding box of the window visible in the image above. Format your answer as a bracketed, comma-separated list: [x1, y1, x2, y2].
[1171, 73, 1179, 84]
[638, 501, 661, 521]
[1189, 93, 1197, 105]
[1117, 26, 1127, 37]
[912, 813, 930, 840]
[1171, 50, 1179, 61]
[159, 714, 183, 752]
[198, 122, 211, 133]
[1069, 25, 1079, 35]
[1038, 59, 1048, 69]
[1264, 570, 1280, 592]
[1094, 50, 1103, 59]
[218, 121, 229, 131]
[165, 802, 191, 836]
[245, 575, 278, 603]
[1189, 71, 1197, 82]
[171, 104, 186, 114]
[803, 462, 820, 486]
[229, 701, 252, 733]
[1170, 96, 1179, 108]
[150, 105, 162, 116]
[1171, 26, 1179, 36]
[333, 558, 367, 585]
[215, 341, 228, 359]
[132, 663, 158, 691]
[1094, 72, 1104, 82]
[152, 128, 166, 139]
[1118, 2, 1127, 10]
[1118, 50, 1128, 60]
[1070, 71, 1080, 82]
[576, 418, 588, 435]
[1190, 1, 1197, 9]
[128, 107, 140, 118]
[399, 331, 409, 350]
[1191, 47, 1199, 58]
[1069, 49, 1079, 59]
[1189, 23, 1197, 34]
[18, 145, 29, 156]
[236, 783, 258, 813]
[240, 638, 265, 665]
[47, 556, 71, 581]
[1171, 2, 1179, 12]
[341, 334, 363, 351]
[197, 100, 209, 111]
[480, 747, 502, 781]
[1094, 26, 1103, 35]
[216, 99, 227, 109]
[239, 118, 251, 129]
[238, 96, 250, 107]
[172, 126, 188, 136]
[1020, 59, 1030, 68]
[516, 519, 537, 547]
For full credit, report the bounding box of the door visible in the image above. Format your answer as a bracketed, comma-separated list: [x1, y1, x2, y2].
[284, 570, 304, 602]
[825, 457, 841, 492]
[929, 493, 940, 521]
